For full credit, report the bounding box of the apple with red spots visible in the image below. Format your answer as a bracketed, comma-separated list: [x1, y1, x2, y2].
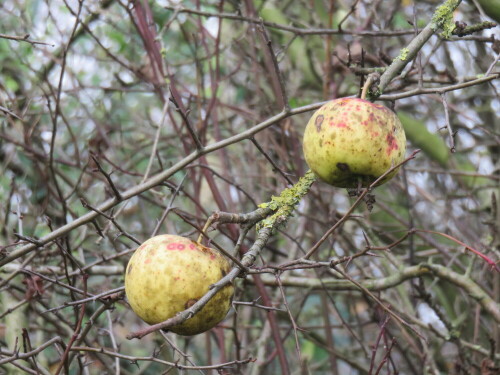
[125, 234, 234, 335]
[303, 98, 406, 188]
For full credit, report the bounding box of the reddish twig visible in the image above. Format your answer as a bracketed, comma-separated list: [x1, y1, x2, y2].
[53, 274, 89, 375]
[368, 316, 391, 375]
[416, 229, 500, 272]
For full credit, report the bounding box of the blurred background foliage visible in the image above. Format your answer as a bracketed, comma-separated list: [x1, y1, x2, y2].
[0, 0, 499, 374]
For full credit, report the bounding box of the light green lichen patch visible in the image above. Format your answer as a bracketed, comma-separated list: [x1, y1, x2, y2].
[257, 170, 316, 231]
[431, 0, 459, 39]
[394, 48, 410, 62]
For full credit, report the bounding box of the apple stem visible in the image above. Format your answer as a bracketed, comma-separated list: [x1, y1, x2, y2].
[360, 73, 378, 100]
[197, 217, 214, 244]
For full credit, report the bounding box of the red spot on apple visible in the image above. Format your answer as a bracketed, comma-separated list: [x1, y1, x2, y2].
[386, 133, 399, 154]
[165, 242, 189, 250]
[145, 258, 152, 264]
[189, 244, 195, 250]
[210, 254, 216, 260]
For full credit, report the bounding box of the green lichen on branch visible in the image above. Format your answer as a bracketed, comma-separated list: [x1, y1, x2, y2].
[431, 0, 460, 39]
[452, 21, 497, 37]
[394, 48, 410, 62]
[257, 170, 316, 231]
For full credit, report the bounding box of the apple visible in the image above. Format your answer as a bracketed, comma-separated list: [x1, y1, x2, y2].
[302, 98, 406, 188]
[125, 234, 234, 335]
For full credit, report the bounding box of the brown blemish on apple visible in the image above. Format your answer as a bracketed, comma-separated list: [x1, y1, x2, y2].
[199, 245, 212, 255]
[337, 162, 350, 172]
[127, 264, 133, 274]
[185, 299, 198, 309]
[386, 133, 399, 155]
[315, 115, 324, 132]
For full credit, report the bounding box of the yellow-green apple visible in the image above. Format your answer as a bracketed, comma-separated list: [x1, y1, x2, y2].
[125, 234, 234, 335]
[303, 98, 406, 188]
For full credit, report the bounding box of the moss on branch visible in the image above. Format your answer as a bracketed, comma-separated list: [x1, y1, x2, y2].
[257, 170, 316, 231]
[431, 0, 460, 39]
[394, 47, 410, 62]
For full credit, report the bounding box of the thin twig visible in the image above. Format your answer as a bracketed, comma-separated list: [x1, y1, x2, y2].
[90, 153, 123, 201]
[0, 336, 62, 365]
[0, 33, 54, 46]
[170, 91, 204, 150]
[151, 174, 188, 237]
[164, 5, 419, 37]
[258, 21, 290, 111]
[0, 105, 21, 119]
[250, 137, 294, 185]
[379, 73, 499, 100]
[142, 93, 171, 182]
[80, 198, 140, 244]
[486, 51, 500, 76]
[70, 346, 254, 370]
[337, 0, 360, 32]
[368, 316, 390, 375]
[54, 274, 88, 375]
[440, 92, 456, 152]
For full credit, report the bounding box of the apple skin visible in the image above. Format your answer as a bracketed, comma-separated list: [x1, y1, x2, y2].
[303, 98, 406, 188]
[125, 235, 234, 336]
